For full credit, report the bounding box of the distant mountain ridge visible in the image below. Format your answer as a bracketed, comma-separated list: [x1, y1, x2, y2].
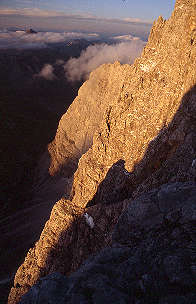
[25, 29, 37, 34]
[8, 0, 196, 303]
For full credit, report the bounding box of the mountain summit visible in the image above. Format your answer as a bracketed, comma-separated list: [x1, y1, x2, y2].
[8, 0, 196, 303]
[25, 28, 37, 34]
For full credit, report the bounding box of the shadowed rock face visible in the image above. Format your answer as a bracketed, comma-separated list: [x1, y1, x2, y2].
[19, 182, 196, 303]
[8, 0, 196, 303]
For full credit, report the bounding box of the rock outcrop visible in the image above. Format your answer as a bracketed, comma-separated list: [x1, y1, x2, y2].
[19, 182, 196, 303]
[46, 61, 136, 178]
[8, 0, 196, 303]
[25, 29, 37, 34]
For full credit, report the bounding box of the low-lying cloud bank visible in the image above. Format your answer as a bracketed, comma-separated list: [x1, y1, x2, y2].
[37, 64, 56, 80]
[64, 39, 145, 82]
[0, 30, 99, 49]
[112, 34, 141, 41]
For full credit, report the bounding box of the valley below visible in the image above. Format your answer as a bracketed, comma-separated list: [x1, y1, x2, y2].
[0, 39, 91, 302]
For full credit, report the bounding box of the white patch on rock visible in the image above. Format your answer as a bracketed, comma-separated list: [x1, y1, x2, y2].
[124, 168, 130, 176]
[178, 5, 184, 9]
[140, 60, 156, 72]
[84, 213, 95, 229]
[191, 159, 196, 167]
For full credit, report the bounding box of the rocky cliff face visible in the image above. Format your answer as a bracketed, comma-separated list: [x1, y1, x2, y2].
[17, 182, 196, 303]
[46, 61, 134, 178]
[8, 0, 196, 303]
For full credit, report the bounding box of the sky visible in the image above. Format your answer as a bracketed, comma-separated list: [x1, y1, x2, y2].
[0, 1, 176, 80]
[0, 1, 176, 35]
[0, 0, 175, 21]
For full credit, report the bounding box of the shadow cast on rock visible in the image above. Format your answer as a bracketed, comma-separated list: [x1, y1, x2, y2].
[9, 84, 196, 303]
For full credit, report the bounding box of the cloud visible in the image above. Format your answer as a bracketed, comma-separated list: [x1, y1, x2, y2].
[123, 17, 143, 23]
[0, 8, 152, 38]
[37, 64, 55, 80]
[0, 7, 152, 24]
[64, 39, 145, 82]
[0, 30, 100, 49]
[0, 7, 96, 18]
[123, 17, 152, 24]
[0, 7, 67, 17]
[112, 34, 141, 41]
[55, 59, 65, 66]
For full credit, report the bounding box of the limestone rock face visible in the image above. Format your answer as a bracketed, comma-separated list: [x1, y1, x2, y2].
[71, 0, 196, 208]
[18, 182, 196, 303]
[47, 62, 130, 177]
[8, 0, 196, 303]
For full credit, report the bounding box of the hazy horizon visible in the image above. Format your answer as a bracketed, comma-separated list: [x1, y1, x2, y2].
[0, 2, 175, 79]
[0, 1, 175, 38]
[0, 1, 175, 22]
[0, 13, 152, 41]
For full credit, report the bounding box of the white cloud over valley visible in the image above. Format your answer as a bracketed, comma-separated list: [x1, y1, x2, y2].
[37, 64, 56, 80]
[64, 39, 145, 82]
[0, 30, 99, 49]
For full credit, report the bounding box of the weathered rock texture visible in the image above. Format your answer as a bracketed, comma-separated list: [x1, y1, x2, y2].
[19, 182, 196, 303]
[8, 0, 196, 303]
[46, 60, 136, 178]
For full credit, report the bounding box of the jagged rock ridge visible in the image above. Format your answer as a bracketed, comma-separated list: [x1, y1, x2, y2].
[19, 182, 196, 303]
[8, 0, 196, 303]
